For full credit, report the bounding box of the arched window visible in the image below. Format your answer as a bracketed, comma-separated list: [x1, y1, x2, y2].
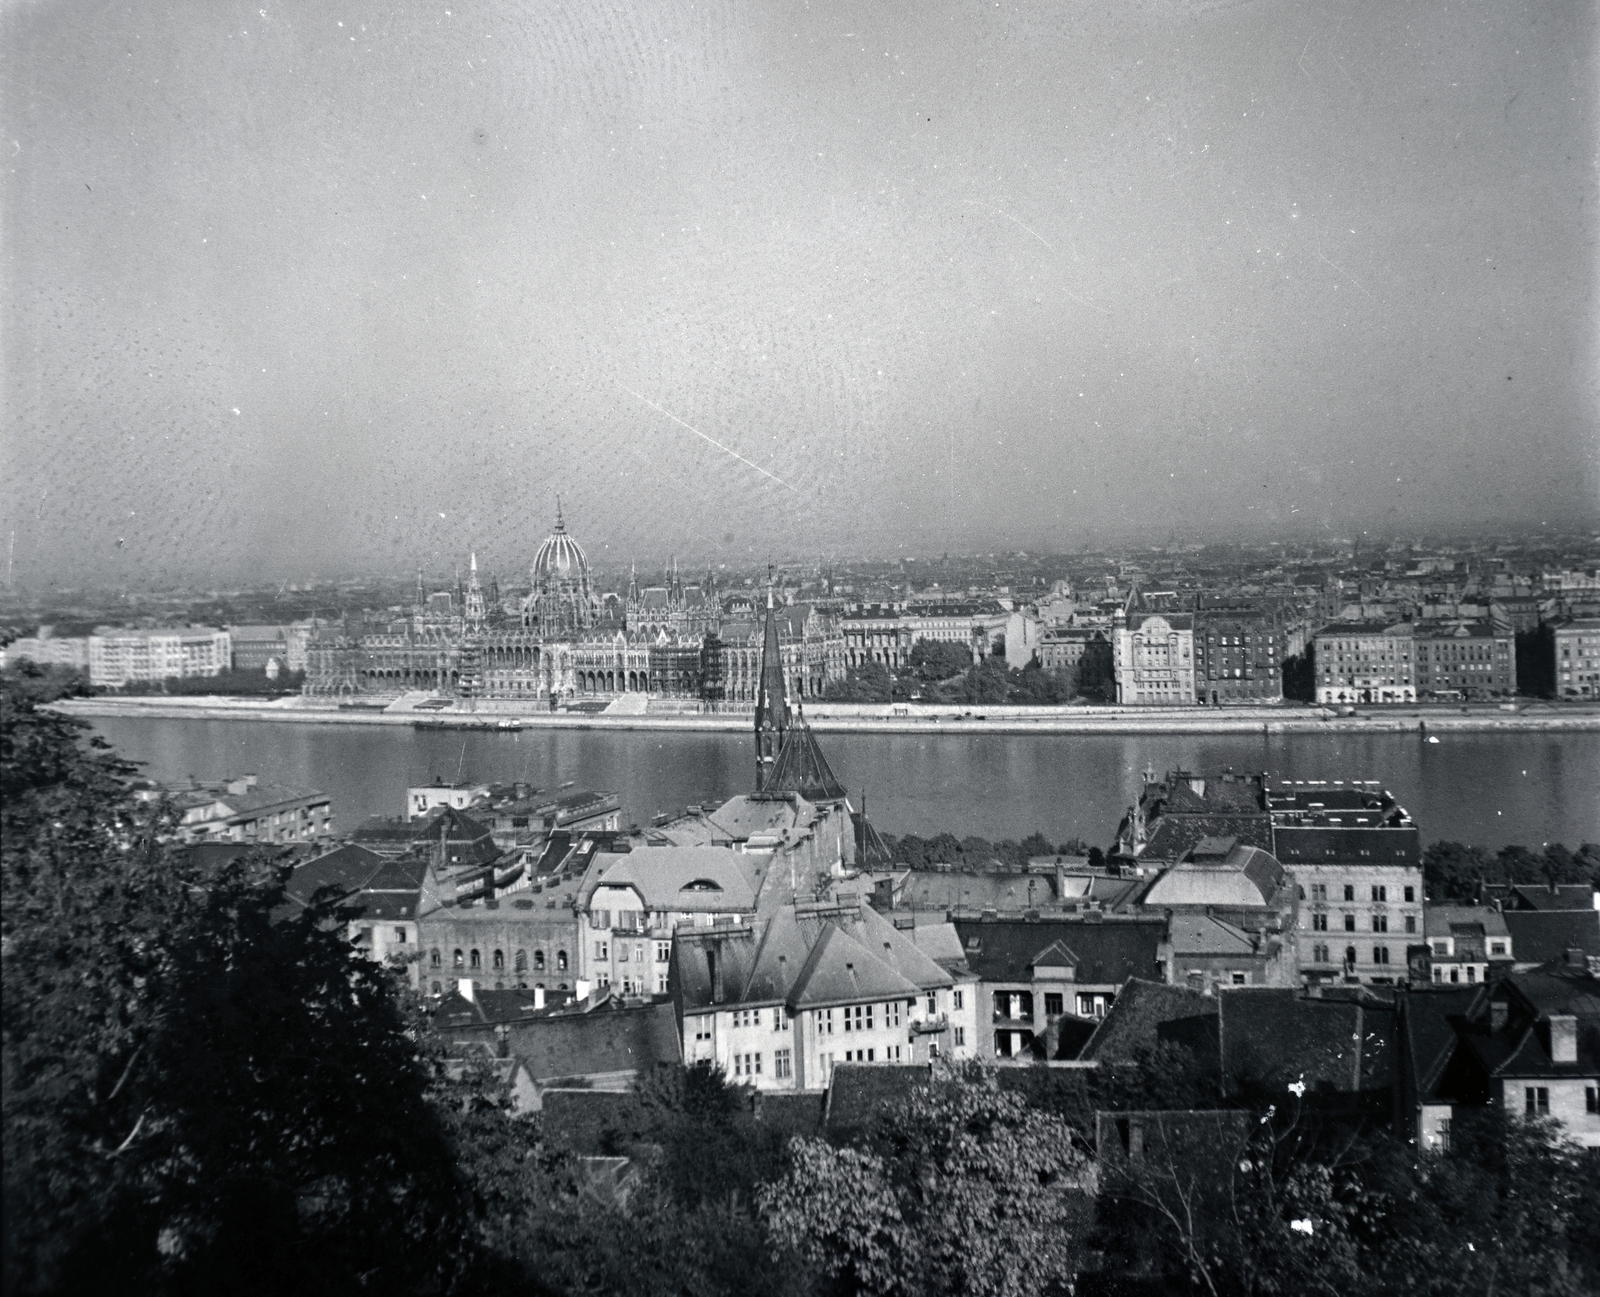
[453, 949, 464, 969]
[515, 950, 528, 973]
[429, 948, 441, 968]
[493, 949, 505, 970]
[557, 950, 568, 971]
[533, 950, 545, 971]
[469, 949, 481, 970]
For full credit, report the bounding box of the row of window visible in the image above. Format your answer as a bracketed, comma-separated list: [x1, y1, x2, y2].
[593, 941, 671, 963]
[1311, 913, 1415, 933]
[1308, 884, 1415, 903]
[430, 947, 567, 972]
[1309, 944, 1393, 965]
[994, 990, 1112, 1019]
[731, 1050, 793, 1079]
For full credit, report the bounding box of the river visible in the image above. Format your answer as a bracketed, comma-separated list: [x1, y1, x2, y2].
[88, 717, 1600, 852]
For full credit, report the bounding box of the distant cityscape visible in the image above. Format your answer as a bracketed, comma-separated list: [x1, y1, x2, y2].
[5, 516, 1598, 704]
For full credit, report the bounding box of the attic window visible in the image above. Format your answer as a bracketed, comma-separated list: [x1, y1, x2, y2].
[681, 879, 723, 892]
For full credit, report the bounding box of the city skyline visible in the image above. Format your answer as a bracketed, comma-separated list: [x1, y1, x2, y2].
[4, 0, 1596, 589]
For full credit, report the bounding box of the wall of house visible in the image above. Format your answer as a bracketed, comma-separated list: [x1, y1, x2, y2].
[1498, 1078, 1600, 1148]
[1294, 864, 1424, 984]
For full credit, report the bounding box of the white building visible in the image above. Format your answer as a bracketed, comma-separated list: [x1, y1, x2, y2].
[1, 628, 89, 671]
[88, 626, 231, 688]
[1554, 617, 1600, 698]
[1113, 609, 1197, 705]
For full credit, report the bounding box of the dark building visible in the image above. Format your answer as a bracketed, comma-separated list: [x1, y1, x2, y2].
[1412, 621, 1516, 700]
[1193, 605, 1284, 704]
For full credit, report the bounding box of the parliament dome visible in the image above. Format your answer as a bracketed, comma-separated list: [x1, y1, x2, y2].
[532, 507, 588, 582]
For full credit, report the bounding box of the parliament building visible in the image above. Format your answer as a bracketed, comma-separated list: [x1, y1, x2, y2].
[304, 507, 845, 705]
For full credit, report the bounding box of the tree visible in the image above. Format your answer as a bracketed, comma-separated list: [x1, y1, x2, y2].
[2, 677, 467, 1296]
[759, 1067, 1089, 1297]
[823, 660, 894, 704]
[908, 638, 973, 682]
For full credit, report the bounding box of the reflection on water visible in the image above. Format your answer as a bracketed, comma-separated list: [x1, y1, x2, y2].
[90, 719, 1600, 852]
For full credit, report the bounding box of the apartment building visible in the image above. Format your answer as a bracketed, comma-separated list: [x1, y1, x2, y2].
[1312, 622, 1415, 704]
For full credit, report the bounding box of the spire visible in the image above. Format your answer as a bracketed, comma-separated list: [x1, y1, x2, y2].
[754, 566, 790, 791]
[464, 552, 486, 626]
[554, 495, 566, 533]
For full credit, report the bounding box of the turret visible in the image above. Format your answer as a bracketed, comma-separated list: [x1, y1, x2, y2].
[753, 573, 790, 791]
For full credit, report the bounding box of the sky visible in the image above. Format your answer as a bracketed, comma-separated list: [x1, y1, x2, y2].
[2, 0, 1596, 589]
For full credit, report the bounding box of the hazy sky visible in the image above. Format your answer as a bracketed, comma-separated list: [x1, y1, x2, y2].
[3, 0, 1596, 588]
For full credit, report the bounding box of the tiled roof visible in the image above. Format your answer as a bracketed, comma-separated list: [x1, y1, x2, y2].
[1423, 905, 1509, 940]
[1219, 988, 1396, 1097]
[1506, 884, 1598, 912]
[1167, 913, 1257, 955]
[824, 1063, 933, 1134]
[954, 917, 1167, 986]
[585, 847, 759, 912]
[1501, 910, 1600, 963]
[1079, 979, 1218, 1064]
[1140, 815, 1274, 861]
[1400, 986, 1482, 1103]
[706, 793, 817, 843]
[899, 871, 1066, 914]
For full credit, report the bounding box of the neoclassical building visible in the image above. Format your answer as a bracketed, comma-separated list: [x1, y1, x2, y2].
[305, 509, 845, 704]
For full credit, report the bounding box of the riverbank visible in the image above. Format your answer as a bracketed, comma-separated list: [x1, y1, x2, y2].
[50, 694, 1600, 736]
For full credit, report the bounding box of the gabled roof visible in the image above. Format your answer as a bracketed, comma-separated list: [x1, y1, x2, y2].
[789, 923, 923, 1007]
[1079, 979, 1218, 1064]
[1506, 884, 1598, 912]
[954, 917, 1167, 986]
[824, 1063, 933, 1134]
[706, 792, 817, 844]
[1401, 986, 1483, 1103]
[765, 722, 848, 803]
[285, 843, 419, 912]
[1140, 815, 1274, 862]
[1424, 905, 1510, 940]
[1029, 939, 1079, 971]
[907, 922, 969, 974]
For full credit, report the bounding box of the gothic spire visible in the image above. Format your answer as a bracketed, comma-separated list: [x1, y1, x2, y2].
[753, 567, 790, 791]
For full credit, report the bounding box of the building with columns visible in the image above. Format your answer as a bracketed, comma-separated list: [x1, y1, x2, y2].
[304, 508, 845, 704]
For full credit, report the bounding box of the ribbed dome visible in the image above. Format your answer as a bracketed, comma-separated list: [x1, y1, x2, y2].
[532, 511, 588, 582]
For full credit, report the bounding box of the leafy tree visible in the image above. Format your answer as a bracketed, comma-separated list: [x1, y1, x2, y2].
[759, 1067, 1089, 1297]
[2, 677, 467, 1296]
[823, 660, 894, 704]
[907, 638, 973, 682]
[954, 659, 1012, 705]
[1282, 646, 1317, 702]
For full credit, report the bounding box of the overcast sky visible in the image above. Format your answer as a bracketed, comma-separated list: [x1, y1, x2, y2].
[3, 0, 1596, 589]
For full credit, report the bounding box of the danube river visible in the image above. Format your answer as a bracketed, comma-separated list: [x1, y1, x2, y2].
[89, 718, 1600, 852]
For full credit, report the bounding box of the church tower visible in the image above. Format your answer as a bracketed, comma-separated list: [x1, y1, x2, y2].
[464, 552, 486, 627]
[753, 577, 790, 791]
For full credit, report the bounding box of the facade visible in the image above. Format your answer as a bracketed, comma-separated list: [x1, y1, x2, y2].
[1313, 622, 1415, 704]
[1, 629, 89, 671]
[1268, 781, 1424, 985]
[1412, 622, 1516, 699]
[1419, 905, 1513, 985]
[1553, 617, 1600, 698]
[228, 622, 312, 673]
[156, 773, 334, 845]
[88, 626, 231, 688]
[1113, 609, 1197, 705]
[953, 915, 1169, 1059]
[672, 896, 959, 1091]
[304, 514, 844, 703]
[1038, 627, 1111, 682]
[1193, 606, 1283, 704]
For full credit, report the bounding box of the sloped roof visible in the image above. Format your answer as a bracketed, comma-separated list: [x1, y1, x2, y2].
[1079, 979, 1218, 1064]
[852, 809, 893, 866]
[765, 723, 848, 803]
[1424, 905, 1509, 940]
[1141, 850, 1284, 910]
[1167, 913, 1258, 955]
[586, 847, 759, 912]
[907, 922, 969, 974]
[790, 923, 922, 1007]
[285, 843, 419, 911]
[899, 871, 1065, 914]
[1400, 986, 1482, 1103]
[1219, 989, 1396, 1097]
[1507, 884, 1598, 912]
[825, 1063, 933, 1134]
[954, 917, 1167, 985]
[1501, 910, 1600, 963]
[706, 792, 816, 843]
[1141, 815, 1274, 861]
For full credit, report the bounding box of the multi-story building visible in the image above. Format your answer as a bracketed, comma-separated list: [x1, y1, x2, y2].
[155, 773, 334, 845]
[1412, 621, 1516, 700]
[228, 622, 312, 673]
[672, 895, 960, 1090]
[1193, 606, 1283, 704]
[1113, 608, 1197, 705]
[841, 603, 915, 670]
[304, 510, 846, 704]
[88, 626, 231, 688]
[0, 628, 89, 671]
[1417, 905, 1513, 985]
[1553, 617, 1600, 698]
[1268, 780, 1423, 985]
[1312, 622, 1415, 704]
[953, 915, 1169, 1059]
[1038, 627, 1112, 684]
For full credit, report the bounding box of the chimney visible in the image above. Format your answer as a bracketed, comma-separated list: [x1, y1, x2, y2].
[457, 978, 475, 1002]
[1548, 1014, 1578, 1065]
[533, 987, 546, 1010]
[707, 948, 724, 1003]
[1566, 947, 1586, 970]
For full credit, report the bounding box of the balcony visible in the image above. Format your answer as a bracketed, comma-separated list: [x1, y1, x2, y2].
[910, 1013, 949, 1036]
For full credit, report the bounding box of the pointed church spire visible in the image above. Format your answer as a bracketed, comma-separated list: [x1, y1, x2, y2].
[754, 566, 790, 791]
[554, 494, 566, 532]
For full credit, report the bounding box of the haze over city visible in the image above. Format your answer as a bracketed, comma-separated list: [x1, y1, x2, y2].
[4, 0, 1596, 589]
